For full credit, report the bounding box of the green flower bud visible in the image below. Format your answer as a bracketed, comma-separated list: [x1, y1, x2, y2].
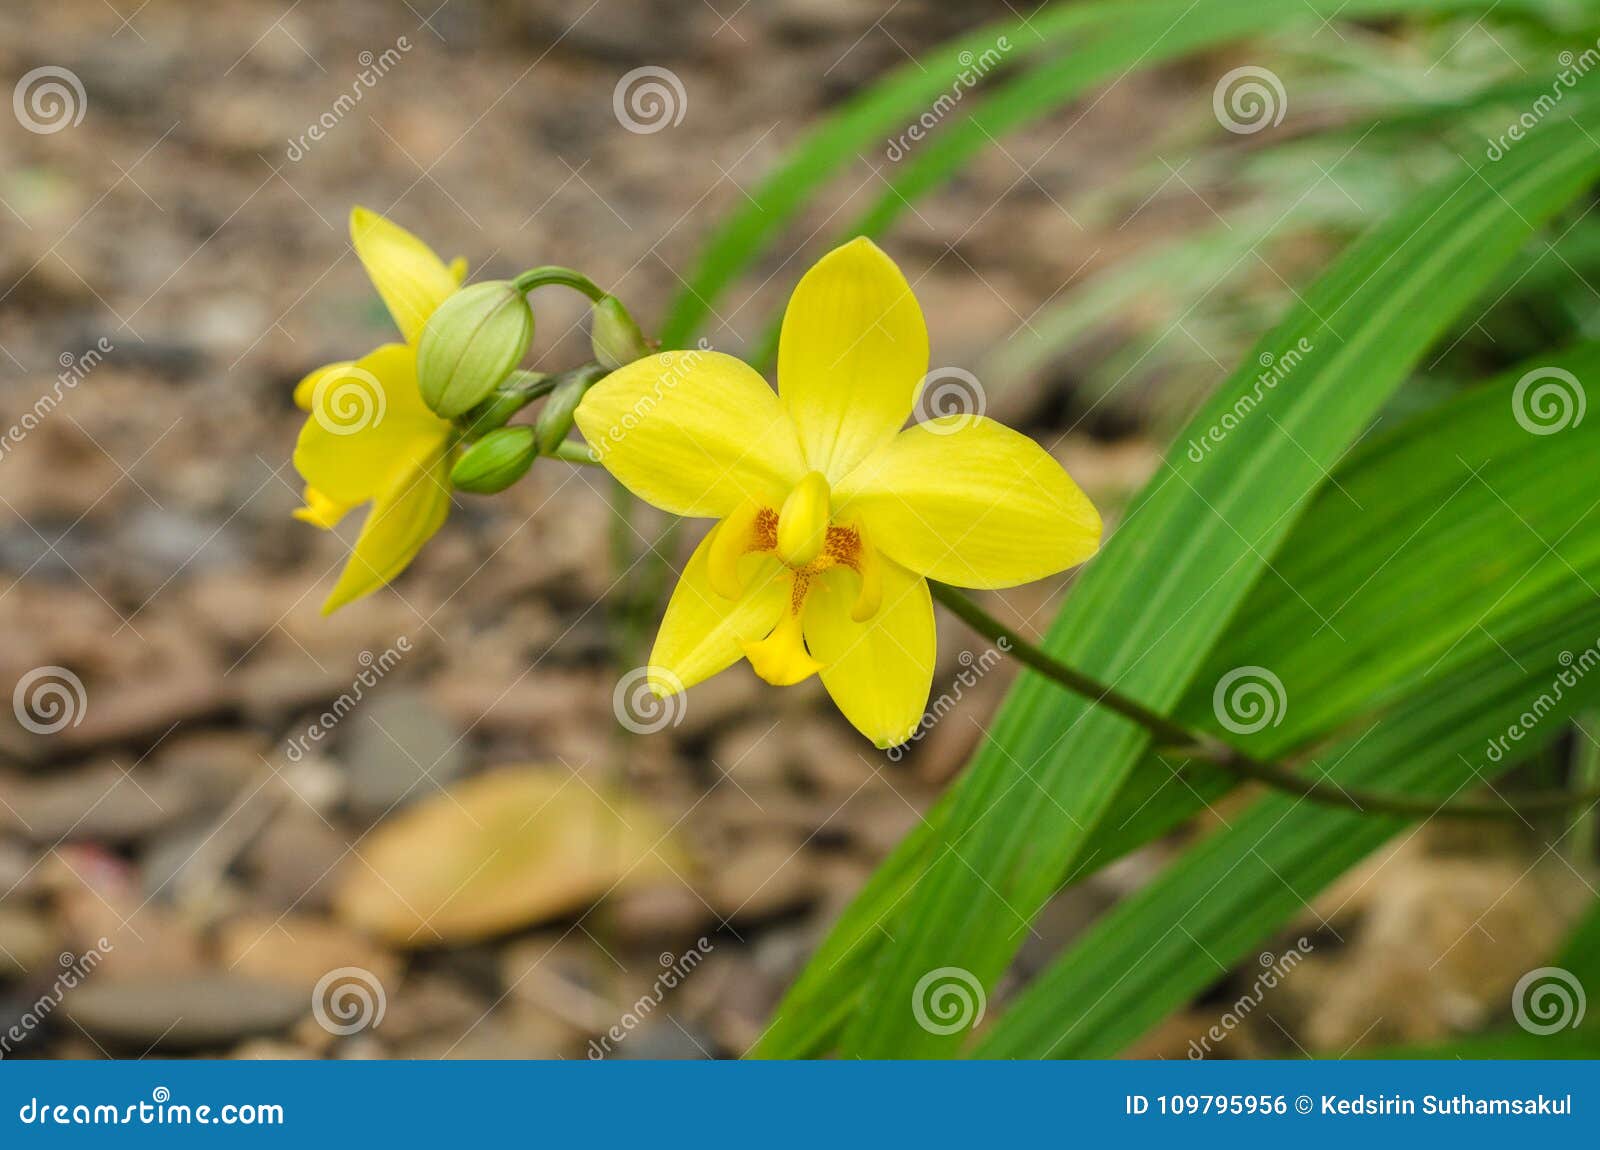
[535, 364, 607, 456]
[450, 426, 538, 494]
[418, 281, 534, 418]
[590, 294, 651, 370]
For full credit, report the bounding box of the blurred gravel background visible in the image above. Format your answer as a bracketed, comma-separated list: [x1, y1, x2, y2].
[0, 0, 1582, 1059]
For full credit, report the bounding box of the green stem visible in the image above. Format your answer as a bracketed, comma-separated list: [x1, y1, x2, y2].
[930, 580, 1202, 750]
[457, 370, 556, 436]
[513, 265, 609, 302]
[929, 581, 1600, 821]
[550, 437, 600, 465]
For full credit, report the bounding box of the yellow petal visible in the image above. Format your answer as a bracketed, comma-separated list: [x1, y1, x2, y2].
[350, 206, 460, 345]
[574, 349, 806, 518]
[648, 526, 789, 693]
[322, 450, 453, 614]
[778, 237, 928, 481]
[743, 600, 823, 686]
[294, 360, 352, 411]
[844, 525, 882, 622]
[835, 416, 1101, 589]
[706, 501, 765, 600]
[803, 556, 933, 747]
[293, 485, 354, 530]
[293, 343, 454, 505]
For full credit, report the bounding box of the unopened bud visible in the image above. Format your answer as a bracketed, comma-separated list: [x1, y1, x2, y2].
[450, 426, 538, 494]
[535, 364, 607, 456]
[418, 281, 534, 418]
[590, 295, 651, 369]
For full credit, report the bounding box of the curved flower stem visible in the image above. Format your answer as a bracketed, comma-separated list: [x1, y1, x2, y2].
[549, 437, 601, 465]
[928, 581, 1599, 820]
[513, 265, 609, 302]
[458, 370, 556, 437]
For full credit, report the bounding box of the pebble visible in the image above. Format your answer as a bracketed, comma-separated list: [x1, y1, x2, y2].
[706, 838, 817, 922]
[0, 907, 57, 978]
[64, 976, 308, 1051]
[241, 806, 350, 912]
[342, 690, 468, 819]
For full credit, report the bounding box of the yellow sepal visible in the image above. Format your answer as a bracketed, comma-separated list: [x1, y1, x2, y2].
[350, 206, 461, 346]
[293, 485, 353, 530]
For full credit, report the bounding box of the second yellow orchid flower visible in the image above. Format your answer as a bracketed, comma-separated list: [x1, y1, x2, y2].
[291, 208, 465, 614]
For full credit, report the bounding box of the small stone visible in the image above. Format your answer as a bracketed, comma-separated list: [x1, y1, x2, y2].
[608, 1019, 715, 1060]
[342, 690, 468, 820]
[217, 913, 400, 996]
[0, 906, 56, 978]
[242, 807, 350, 912]
[609, 881, 716, 944]
[64, 976, 308, 1051]
[706, 838, 817, 922]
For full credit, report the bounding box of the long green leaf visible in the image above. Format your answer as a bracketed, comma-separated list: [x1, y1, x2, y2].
[751, 339, 1600, 1056]
[838, 109, 1600, 1057]
[980, 627, 1600, 1057]
[662, 0, 1567, 350]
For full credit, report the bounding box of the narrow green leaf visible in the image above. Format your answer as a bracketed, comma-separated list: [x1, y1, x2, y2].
[977, 610, 1600, 1057]
[751, 339, 1600, 1057]
[839, 108, 1600, 1058]
[662, 0, 1568, 350]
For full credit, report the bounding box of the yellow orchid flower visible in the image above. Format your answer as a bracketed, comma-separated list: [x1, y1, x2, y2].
[291, 207, 466, 613]
[573, 238, 1102, 747]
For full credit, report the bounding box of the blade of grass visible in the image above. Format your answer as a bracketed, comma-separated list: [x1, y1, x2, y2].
[662, 0, 1568, 351]
[978, 607, 1600, 1057]
[838, 107, 1600, 1058]
[751, 339, 1600, 1055]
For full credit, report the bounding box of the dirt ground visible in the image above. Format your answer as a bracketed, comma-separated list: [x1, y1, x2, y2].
[0, 0, 1583, 1059]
